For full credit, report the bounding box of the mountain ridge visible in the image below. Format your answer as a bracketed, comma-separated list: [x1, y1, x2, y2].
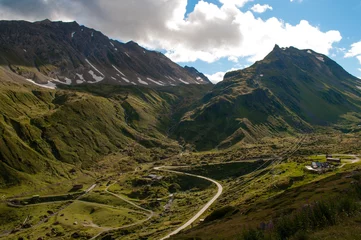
[175, 45, 361, 150]
[0, 19, 211, 88]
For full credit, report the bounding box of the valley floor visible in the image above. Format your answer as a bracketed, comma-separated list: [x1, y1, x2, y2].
[1, 130, 361, 239]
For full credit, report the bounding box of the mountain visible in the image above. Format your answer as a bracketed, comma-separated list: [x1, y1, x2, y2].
[0, 65, 212, 187]
[175, 45, 361, 150]
[0, 20, 211, 87]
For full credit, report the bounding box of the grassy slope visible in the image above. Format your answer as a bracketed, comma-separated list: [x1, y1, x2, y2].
[170, 133, 361, 240]
[0, 67, 211, 191]
[175, 47, 361, 150]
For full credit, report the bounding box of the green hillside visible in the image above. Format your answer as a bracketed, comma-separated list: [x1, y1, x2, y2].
[0, 66, 211, 189]
[175, 45, 361, 150]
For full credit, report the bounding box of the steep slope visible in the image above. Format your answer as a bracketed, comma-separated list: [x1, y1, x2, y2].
[175, 45, 361, 150]
[0, 66, 211, 187]
[0, 20, 211, 87]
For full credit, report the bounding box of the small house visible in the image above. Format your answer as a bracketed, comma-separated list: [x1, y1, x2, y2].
[327, 158, 341, 164]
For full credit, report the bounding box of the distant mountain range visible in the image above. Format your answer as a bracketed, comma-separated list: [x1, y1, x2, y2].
[0, 19, 211, 87]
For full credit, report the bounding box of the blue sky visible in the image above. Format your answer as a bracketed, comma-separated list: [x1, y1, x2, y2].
[180, 0, 361, 82]
[1, 0, 361, 83]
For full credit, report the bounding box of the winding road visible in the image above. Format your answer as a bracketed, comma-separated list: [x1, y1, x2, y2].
[154, 166, 223, 240]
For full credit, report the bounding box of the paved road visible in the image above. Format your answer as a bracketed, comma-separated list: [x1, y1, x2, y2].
[85, 184, 97, 193]
[154, 166, 223, 240]
[0, 183, 97, 239]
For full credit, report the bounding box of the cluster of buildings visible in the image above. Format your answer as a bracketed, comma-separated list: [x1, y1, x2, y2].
[305, 155, 341, 173]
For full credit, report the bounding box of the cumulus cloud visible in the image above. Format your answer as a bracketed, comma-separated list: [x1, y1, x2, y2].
[251, 4, 273, 13]
[206, 71, 227, 84]
[0, 0, 342, 65]
[206, 67, 241, 83]
[345, 41, 361, 64]
[219, 0, 253, 8]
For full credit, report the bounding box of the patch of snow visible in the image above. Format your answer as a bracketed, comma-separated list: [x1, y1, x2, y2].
[52, 78, 72, 85]
[121, 77, 130, 83]
[76, 80, 84, 84]
[64, 77, 72, 84]
[76, 73, 85, 81]
[260, 74, 264, 77]
[131, 82, 137, 85]
[112, 65, 126, 77]
[143, 51, 146, 54]
[91, 32, 94, 37]
[357, 86, 361, 90]
[178, 78, 189, 85]
[81, 29, 83, 32]
[85, 59, 104, 76]
[110, 42, 114, 47]
[196, 77, 204, 82]
[307, 50, 312, 54]
[170, 83, 176, 86]
[23, 49, 27, 52]
[115, 48, 118, 51]
[125, 52, 131, 58]
[147, 77, 164, 86]
[138, 77, 148, 85]
[316, 56, 324, 62]
[168, 76, 176, 82]
[88, 70, 104, 83]
[25, 79, 56, 89]
[111, 77, 117, 80]
[71, 32, 76, 38]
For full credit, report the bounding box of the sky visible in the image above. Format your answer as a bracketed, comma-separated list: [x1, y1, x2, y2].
[1, 0, 361, 83]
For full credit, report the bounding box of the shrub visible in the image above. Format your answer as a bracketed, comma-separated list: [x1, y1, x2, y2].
[242, 228, 265, 240]
[205, 206, 238, 222]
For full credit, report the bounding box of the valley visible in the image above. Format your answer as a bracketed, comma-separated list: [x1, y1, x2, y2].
[1, 19, 361, 240]
[1, 130, 361, 240]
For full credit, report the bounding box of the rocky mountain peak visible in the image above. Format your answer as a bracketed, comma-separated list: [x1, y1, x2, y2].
[0, 20, 210, 88]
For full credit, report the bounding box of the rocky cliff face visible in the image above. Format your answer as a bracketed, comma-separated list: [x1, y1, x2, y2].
[0, 20, 211, 87]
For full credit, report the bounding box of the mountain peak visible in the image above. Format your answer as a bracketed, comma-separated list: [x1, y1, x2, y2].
[273, 44, 281, 50]
[35, 19, 52, 25]
[0, 19, 211, 87]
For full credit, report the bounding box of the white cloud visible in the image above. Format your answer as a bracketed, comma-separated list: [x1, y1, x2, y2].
[0, 0, 342, 65]
[206, 71, 227, 84]
[228, 56, 239, 62]
[205, 67, 240, 83]
[163, 2, 341, 63]
[345, 41, 361, 58]
[251, 4, 273, 13]
[345, 41, 361, 66]
[219, 0, 254, 8]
